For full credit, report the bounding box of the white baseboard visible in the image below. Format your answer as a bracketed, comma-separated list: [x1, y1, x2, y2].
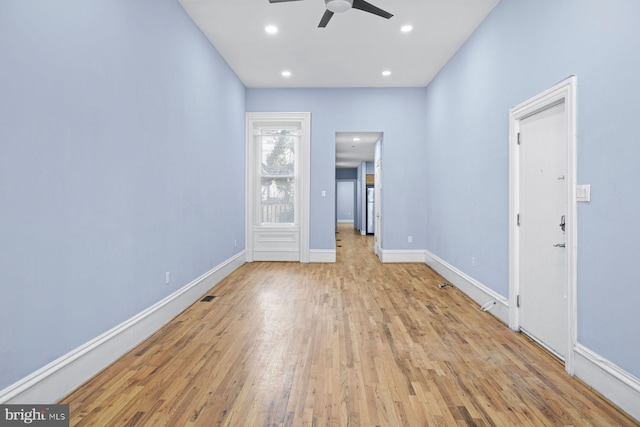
[337, 220, 354, 223]
[378, 249, 426, 263]
[310, 249, 336, 263]
[0, 251, 246, 404]
[424, 250, 509, 324]
[574, 344, 640, 422]
[253, 250, 299, 262]
[423, 250, 639, 422]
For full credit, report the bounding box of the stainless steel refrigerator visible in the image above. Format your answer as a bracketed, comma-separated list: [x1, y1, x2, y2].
[366, 187, 375, 234]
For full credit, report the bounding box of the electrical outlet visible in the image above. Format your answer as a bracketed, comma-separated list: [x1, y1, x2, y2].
[234, 239, 237, 247]
[472, 256, 476, 267]
[408, 236, 412, 243]
[165, 272, 170, 285]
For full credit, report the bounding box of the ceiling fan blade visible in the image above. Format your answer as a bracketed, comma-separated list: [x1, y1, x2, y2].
[351, 0, 393, 19]
[318, 9, 334, 28]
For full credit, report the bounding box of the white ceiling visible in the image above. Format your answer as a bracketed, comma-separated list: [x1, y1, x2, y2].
[178, 0, 499, 168]
[335, 132, 380, 168]
[178, 0, 500, 88]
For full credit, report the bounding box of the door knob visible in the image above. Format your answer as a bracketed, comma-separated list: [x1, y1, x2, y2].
[553, 243, 565, 248]
[559, 215, 566, 232]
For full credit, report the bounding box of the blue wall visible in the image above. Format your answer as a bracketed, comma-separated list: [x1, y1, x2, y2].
[423, 0, 640, 378]
[336, 168, 357, 223]
[246, 88, 428, 251]
[336, 168, 357, 180]
[366, 161, 374, 174]
[0, 0, 246, 390]
[336, 181, 355, 222]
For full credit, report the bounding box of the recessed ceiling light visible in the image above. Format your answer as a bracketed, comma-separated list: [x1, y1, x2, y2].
[265, 25, 278, 34]
[281, 70, 291, 77]
[353, 138, 361, 141]
[401, 25, 413, 33]
[382, 70, 392, 77]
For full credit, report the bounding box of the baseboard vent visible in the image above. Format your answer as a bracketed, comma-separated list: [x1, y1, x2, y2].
[200, 295, 217, 302]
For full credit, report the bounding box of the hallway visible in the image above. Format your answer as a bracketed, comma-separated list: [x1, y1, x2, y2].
[62, 223, 637, 426]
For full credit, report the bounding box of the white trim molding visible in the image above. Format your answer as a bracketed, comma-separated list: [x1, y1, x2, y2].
[574, 344, 640, 422]
[309, 249, 336, 263]
[424, 250, 509, 324]
[245, 112, 311, 263]
[378, 249, 426, 263]
[0, 251, 246, 404]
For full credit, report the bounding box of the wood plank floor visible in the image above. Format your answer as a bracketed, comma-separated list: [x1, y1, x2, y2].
[62, 223, 638, 426]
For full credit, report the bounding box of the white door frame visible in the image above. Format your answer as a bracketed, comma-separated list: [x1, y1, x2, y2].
[245, 112, 311, 263]
[509, 76, 577, 374]
[374, 158, 382, 257]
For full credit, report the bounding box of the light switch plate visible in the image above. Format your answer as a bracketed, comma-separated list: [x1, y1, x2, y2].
[577, 184, 591, 202]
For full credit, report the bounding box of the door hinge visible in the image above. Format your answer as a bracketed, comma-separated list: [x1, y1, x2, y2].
[517, 295, 520, 308]
[517, 213, 520, 226]
[517, 132, 521, 145]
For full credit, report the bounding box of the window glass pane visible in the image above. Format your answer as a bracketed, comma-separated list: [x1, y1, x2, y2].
[261, 177, 295, 223]
[259, 130, 297, 224]
[261, 130, 295, 176]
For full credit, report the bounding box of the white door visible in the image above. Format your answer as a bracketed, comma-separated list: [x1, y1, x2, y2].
[374, 159, 382, 255]
[518, 100, 568, 359]
[366, 187, 374, 234]
[246, 113, 310, 262]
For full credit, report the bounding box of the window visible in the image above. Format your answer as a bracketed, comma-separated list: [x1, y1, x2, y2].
[258, 129, 299, 224]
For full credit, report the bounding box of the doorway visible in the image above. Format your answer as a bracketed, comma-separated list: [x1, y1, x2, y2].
[336, 180, 356, 225]
[335, 131, 382, 251]
[509, 77, 577, 372]
[246, 112, 311, 262]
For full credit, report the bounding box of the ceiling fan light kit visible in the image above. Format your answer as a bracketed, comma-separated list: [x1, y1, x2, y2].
[326, 0, 352, 13]
[268, 0, 393, 28]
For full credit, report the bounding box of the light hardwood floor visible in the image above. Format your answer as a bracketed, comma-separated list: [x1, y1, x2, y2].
[62, 223, 638, 426]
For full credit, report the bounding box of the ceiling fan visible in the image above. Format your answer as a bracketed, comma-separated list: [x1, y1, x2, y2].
[268, 0, 393, 28]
